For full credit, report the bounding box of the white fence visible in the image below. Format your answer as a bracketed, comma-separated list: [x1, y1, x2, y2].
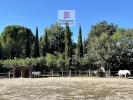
[0, 70, 133, 78]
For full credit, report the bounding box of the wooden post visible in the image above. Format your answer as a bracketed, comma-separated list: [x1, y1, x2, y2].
[13, 68, 15, 78]
[52, 69, 53, 77]
[69, 70, 71, 77]
[8, 71, 11, 78]
[109, 69, 111, 77]
[75, 70, 77, 76]
[79, 70, 81, 76]
[61, 69, 63, 77]
[89, 69, 91, 77]
[29, 68, 32, 78]
[21, 69, 23, 78]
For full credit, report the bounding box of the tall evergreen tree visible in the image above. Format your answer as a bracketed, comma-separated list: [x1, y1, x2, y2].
[77, 26, 83, 57]
[25, 37, 31, 58]
[65, 23, 72, 59]
[33, 27, 40, 58]
[83, 37, 87, 54]
[42, 29, 48, 56]
[0, 43, 2, 59]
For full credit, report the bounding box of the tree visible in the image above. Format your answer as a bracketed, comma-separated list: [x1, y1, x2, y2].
[111, 28, 133, 70]
[77, 26, 83, 57]
[65, 23, 72, 59]
[87, 32, 116, 71]
[83, 38, 88, 54]
[40, 23, 65, 54]
[42, 29, 48, 56]
[46, 53, 57, 77]
[86, 21, 117, 71]
[89, 21, 117, 37]
[56, 53, 65, 76]
[0, 43, 2, 59]
[33, 27, 40, 58]
[25, 36, 31, 58]
[1, 25, 34, 59]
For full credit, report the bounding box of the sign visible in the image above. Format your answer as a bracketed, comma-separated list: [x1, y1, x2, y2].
[58, 10, 75, 26]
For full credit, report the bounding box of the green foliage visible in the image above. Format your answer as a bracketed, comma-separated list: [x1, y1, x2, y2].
[40, 23, 65, 54]
[87, 32, 116, 69]
[45, 53, 57, 69]
[1, 21, 133, 72]
[41, 29, 48, 56]
[89, 21, 117, 37]
[33, 27, 40, 58]
[87, 26, 133, 70]
[0, 43, 2, 59]
[77, 26, 83, 57]
[56, 53, 65, 70]
[1, 25, 34, 59]
[65, 23, 72, 59]
[110, 29, 133, 69]
[0, 57, 46, 68]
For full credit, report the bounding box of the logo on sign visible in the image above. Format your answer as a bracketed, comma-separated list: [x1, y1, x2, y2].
[58, 10, 75, 26]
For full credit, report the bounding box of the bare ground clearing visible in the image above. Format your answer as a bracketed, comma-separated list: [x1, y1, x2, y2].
[0, 77, 133, 100]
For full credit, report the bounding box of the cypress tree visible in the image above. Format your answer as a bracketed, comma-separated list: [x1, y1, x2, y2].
[42, 29, 48, 56]
[25, 37, 31, 57]
[33, 27, 40, 58]
[0, 43, 2, 59]
[65, 23, 72, 59]
[77, 26, 83, 57]
[83, 37, 88, 54]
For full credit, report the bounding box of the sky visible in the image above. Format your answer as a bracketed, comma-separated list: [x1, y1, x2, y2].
[0, 0, 133, 42]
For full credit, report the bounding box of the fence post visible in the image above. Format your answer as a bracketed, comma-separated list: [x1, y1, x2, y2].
[69, 70, 71, 77]
[21, 69, 23, 78]
[8, 71, 11, 78]
[89, 69, 91, 77]
[52, 69, 53, 77]
[61, 69, 63, 77]
[13, 68, 15, 78]
[109, 69, 111, 77]
[29, 68, 32, 78]
[75, 70, 77, 76]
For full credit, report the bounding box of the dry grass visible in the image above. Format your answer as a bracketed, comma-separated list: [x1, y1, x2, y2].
[0, 77, 133, 100]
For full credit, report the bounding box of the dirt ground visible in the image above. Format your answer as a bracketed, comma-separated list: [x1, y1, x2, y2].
[0, 77, 133, 100]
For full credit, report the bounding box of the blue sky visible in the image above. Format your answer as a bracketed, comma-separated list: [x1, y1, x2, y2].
[0, 0, 133, 42]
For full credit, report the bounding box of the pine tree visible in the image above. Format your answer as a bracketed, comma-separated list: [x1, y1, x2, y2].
[65, 23, 72, 59]
[77, 26, 83, 57]
[33, 27, 40, 58]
